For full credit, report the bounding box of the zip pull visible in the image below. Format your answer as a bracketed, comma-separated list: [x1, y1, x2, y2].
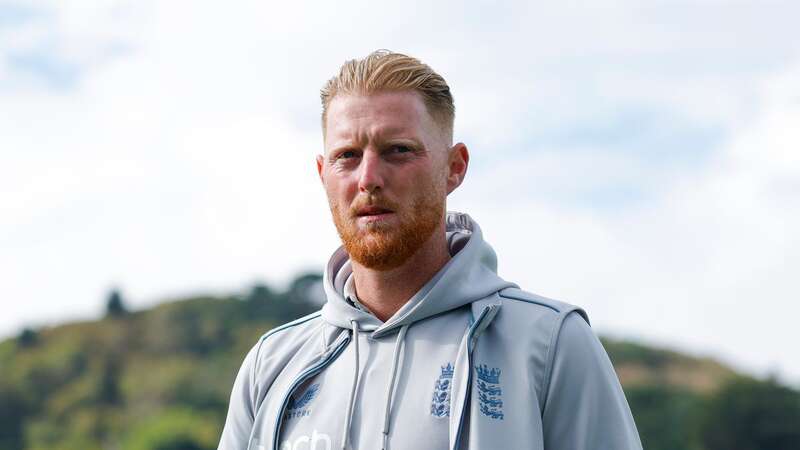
[469, 305, 499, 350]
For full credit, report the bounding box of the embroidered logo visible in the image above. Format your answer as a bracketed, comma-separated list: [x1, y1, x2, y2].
[286, 383, 320, 419]
[430, 363, 454, 417]
[475, 364, 504, 420]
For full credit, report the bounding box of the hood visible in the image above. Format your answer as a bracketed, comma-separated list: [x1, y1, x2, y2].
[321, 211, 517, 338]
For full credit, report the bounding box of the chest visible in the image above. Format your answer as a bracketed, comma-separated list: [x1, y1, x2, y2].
[259, 313, 469, 450]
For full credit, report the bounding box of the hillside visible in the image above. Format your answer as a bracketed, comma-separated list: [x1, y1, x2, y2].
[1, 275, 798, 450]
[602, 338, 740, 394]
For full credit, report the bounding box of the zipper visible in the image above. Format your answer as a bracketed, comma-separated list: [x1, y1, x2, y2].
[271, 334, 351, 450]
[452, 304, 497, 450]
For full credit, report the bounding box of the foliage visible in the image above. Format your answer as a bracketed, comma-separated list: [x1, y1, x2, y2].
[105, 289, 129, 318]
[603, 338, 678, 368]
[0, 274, 319, 450]
[0, 381, 28, 450]
[700, 376, 800, 450]
[624, 385, 704, 450]
[16, 328, 38, 348]
[603, 337, 738, 394]
[122, 408, 220, 450]
[1, 273, 798, 450]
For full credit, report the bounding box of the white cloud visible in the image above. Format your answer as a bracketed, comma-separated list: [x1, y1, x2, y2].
[1, 0, 799, 385]
[452, 63, 800, 384]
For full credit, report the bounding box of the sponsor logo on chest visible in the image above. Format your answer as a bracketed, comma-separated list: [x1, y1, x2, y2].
[285, 383, 321, 419]
[278, 429, 332, 450]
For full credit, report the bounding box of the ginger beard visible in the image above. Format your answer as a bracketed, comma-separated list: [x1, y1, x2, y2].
[328, 179, 446, 271]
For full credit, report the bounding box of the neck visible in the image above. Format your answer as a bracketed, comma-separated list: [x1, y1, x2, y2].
[350, 224, 451, 322]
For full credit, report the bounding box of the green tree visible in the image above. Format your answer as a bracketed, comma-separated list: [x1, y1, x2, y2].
[287, 272, 323, 303]
[122, 408, 219, 450]
[105, 289, 128, 318]
[17, 327, 39, 348]
[0, 383, 27, 450]
[701, 376, 800, 450]
[625, 385, 704, 450]
[244, 280, 316, 324]
[98, 357, 123, 406]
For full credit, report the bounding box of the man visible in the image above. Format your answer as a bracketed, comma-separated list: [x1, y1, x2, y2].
[218, 50, 642, 450]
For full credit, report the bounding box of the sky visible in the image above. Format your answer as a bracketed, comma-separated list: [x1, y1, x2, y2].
[1, 0, 798, 384]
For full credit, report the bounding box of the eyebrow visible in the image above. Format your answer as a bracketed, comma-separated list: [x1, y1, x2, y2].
[326, 136, 424, 155]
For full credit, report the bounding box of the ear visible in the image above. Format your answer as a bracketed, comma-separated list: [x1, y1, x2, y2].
[446, 142, 469, 195]
[316, 154, 325, 184]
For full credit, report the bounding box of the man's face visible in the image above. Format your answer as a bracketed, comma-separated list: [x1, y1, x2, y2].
[317, 91, 455, 271]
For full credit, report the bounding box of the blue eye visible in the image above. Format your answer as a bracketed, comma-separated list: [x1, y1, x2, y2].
[392, 145, 412, 153]
[338, 150, 357, 159]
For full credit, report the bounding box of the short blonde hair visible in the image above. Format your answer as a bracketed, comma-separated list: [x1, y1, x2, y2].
[321, 50, 455, 140]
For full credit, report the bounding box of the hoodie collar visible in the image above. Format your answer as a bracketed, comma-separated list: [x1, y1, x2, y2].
[342, 272, 374, 314]
[321, 211, 517, 338]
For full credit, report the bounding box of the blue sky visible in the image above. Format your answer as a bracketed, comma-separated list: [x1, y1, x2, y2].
[2, 0, 799, 384]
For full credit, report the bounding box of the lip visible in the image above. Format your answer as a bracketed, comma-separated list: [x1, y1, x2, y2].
[355, 206, 394, 217]
[356, 211, 395, 224]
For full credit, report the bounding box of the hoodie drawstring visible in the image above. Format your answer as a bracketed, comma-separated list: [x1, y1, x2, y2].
[341, 320, 361, 450]
[340, 321, 410, 450]
[381, 324, 409, 450]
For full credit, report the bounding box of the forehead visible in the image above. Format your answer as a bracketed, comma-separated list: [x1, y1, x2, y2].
[324, 91, 438, 148]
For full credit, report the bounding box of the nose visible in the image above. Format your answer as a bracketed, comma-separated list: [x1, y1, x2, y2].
[358, 150, 385, 194]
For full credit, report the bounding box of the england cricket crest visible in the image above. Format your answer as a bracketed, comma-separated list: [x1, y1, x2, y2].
[475, 364, 504, 420]
[430, 362, 454, 418]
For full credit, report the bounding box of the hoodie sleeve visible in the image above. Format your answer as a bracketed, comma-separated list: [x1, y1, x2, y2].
[218, 341, 261, 450]
[541, 311, 643, 450]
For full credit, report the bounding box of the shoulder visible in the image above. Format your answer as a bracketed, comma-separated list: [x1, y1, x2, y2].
[248, 310, 327, 369]
[489, 287, 597, 410]
[497, 287, 590, 326]
[494, 287, 593, 367]
[255, 309, 325, 348]
[225, 310, 327, 420]
[257, 310, 325, 345]
[488, 286, 592, 359]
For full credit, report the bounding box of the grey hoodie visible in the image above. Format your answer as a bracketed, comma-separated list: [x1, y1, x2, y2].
[218, 212, 642, 450]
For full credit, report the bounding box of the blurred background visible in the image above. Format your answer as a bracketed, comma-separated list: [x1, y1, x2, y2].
[1, 0, 799, 449]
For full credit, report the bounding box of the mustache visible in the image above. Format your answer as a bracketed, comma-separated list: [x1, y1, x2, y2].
[349, 194, 399, 215]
